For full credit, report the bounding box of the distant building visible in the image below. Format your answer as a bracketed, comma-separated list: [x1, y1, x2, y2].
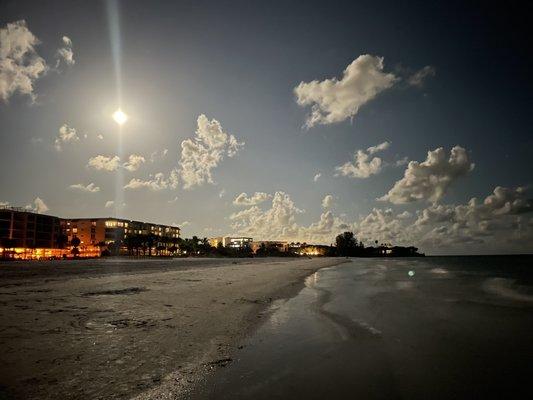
[0, 207, 65, 259]
[208, 236, 253, 249]
[251, 241, 289, 253]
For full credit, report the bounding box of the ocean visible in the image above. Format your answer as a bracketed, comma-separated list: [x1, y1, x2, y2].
[192, 255, 533, 399]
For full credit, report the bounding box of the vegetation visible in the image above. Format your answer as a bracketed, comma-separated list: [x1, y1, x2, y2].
[334, 231, 423, 257]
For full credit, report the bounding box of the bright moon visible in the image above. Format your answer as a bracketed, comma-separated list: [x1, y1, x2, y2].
[112, 109, 128, 125]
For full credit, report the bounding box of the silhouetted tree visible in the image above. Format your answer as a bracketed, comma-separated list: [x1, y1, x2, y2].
[335, 231, 359, 256]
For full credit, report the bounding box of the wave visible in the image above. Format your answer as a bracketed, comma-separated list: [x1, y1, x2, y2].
[483, 278, 533, 303]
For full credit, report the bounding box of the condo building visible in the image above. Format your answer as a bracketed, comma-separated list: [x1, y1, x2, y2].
[0, 206, 181, 260]
[62, 218, 181, 256]
[0, 206, 64, 259]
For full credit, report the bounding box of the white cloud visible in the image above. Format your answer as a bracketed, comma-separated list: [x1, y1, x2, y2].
[69, 182, 100, 193]
[56, 35, 74, 67]
[54, 124, 79, 151]
[219, 189, 226, 198]
[177, 221, 190, 227]
[25, 197, 49, 214]
[227, 185, 533, 252]
[150, 148, 168, 162]
[179, 114, 244, 189]
[105, 200, 114, 208]
[395, 156, 409, 166]
[313, 172, 321, 182]
[97, 134, 104, 140]
[123, 154, 145, 172]
[336, 141, 390, 179]
[87, 155, 121, 171]
[0, 20, 48, 102]
[233, 192, 271, 206]
[124, 170, 179, 191]
[294, 55, 398, 127]
[321, 194, 334, 208]
[168, 196, 179, 203]
[379, 146, 474, 204]
[351, 185, 533, 253]
[408, 66, 436, 87]
[230, 191, 349, 243]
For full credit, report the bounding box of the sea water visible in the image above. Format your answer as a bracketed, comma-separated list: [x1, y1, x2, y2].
[193, 256, 533, 399]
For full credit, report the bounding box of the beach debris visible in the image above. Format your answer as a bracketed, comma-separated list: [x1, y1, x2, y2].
[237, 297, 272, 304]
[204, 357, 233, 368]
[82, 287, 147, 296]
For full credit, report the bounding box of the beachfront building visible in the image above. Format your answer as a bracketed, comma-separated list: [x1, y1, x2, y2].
[62, 218, 181, 256]
[208, 236, 253, 249]
[0, 206, 66, 260]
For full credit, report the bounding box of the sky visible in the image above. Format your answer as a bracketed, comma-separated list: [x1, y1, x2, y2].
[1, 0, 532, 255]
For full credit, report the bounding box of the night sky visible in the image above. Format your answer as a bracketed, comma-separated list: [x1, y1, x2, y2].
[1, 0, 532, 254]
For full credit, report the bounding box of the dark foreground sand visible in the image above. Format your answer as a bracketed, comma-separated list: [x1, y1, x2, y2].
[0, 257, 344, 400]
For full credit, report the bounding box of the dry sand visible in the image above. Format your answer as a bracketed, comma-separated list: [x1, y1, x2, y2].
[0, 257, 344, 399]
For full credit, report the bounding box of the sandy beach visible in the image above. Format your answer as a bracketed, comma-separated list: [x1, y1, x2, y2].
[0, 257, 344, 400]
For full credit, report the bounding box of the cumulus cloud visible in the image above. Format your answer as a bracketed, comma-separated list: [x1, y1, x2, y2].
[123, 154, 145, 172]
[54, 124, 79, 151]
[233, 192, 271, 206]
[379, 146, 474, 204]
[322, 194, 334, 208]
[179, 115, 244, 189]
[0, 20, 48, 102]
[408, 66, 436, 87]
[25, 197, 49, 214]
[226, 185, 532, 252]
[69, 182, 100, 193]
[230, 191, 349, 243]
[352, 185, 533, 253]
[313, 172, 321, 182]
[124, 170, 179, 191]
[336, 141, 390, 179]
[87, 155, 121, 171]
[56, 35, 74, 67]
[294, 55, 398, 127]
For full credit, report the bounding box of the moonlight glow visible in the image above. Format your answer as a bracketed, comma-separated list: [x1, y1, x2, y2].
[112, 109, 128, 125]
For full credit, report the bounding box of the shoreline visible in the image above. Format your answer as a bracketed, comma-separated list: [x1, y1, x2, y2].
[133, 257, 349, 400]
[0, 257, 347, 400]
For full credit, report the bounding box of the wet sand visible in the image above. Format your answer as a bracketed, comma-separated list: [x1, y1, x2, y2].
[0, 257, 345, 400]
